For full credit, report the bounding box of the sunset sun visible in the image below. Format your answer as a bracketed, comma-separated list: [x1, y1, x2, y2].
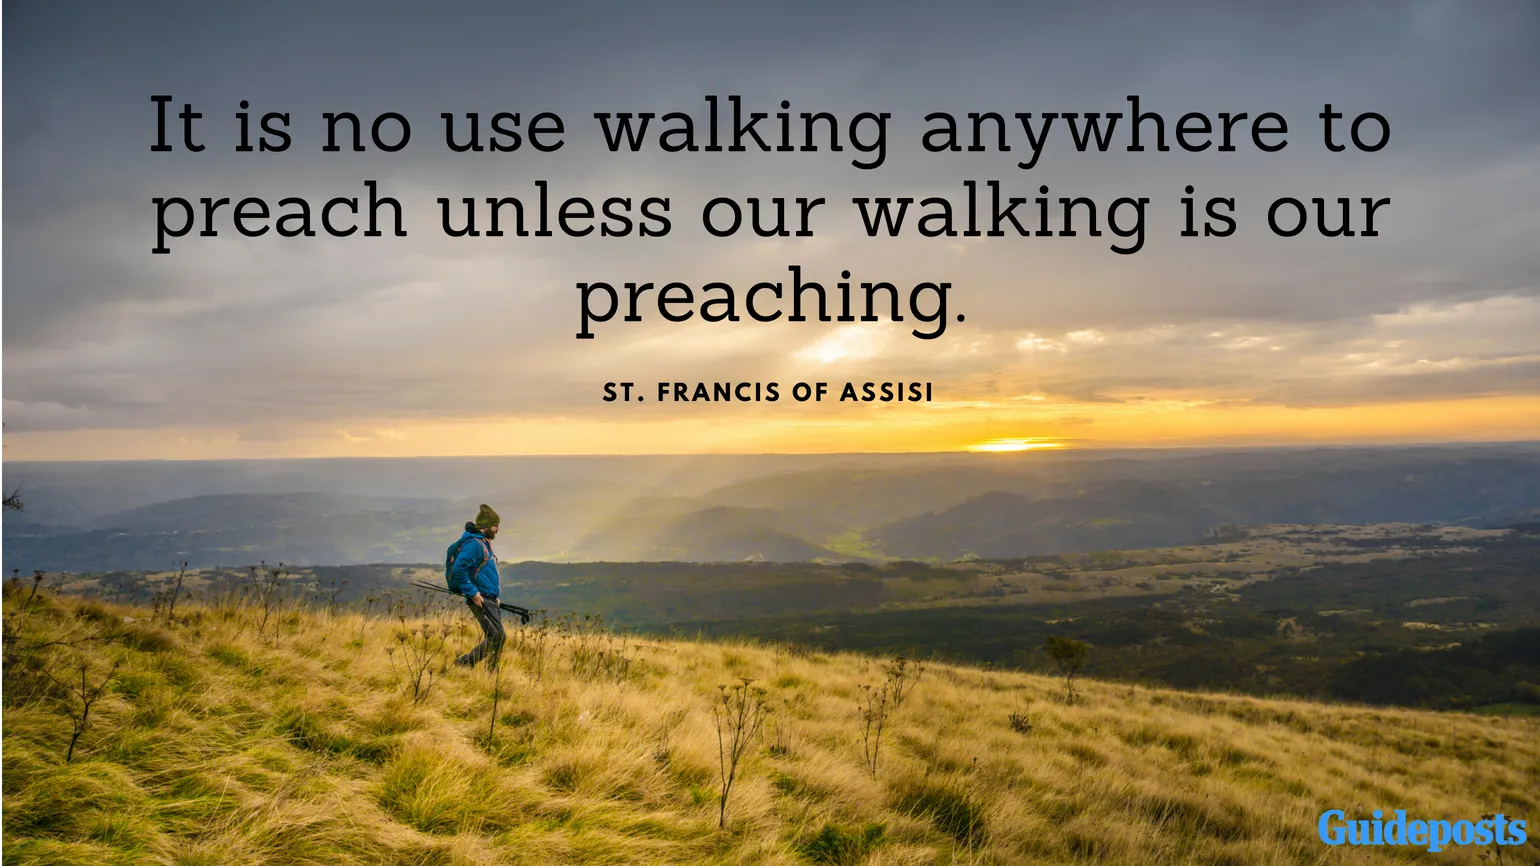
[966, 438, 1067, 453]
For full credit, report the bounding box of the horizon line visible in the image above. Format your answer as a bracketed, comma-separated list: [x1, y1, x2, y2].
[4, 437, 1539, 466]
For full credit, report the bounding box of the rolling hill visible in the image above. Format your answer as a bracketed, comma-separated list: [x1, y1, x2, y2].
[869, 482, 1224, 559]
[87, 492, 448, 533]
[7, 445, 1540, 571]
[572, 505, 847, 562]
[3, 591, 1537, 864]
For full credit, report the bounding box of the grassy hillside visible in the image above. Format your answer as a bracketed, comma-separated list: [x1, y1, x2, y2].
[4, 589, 1538, 865]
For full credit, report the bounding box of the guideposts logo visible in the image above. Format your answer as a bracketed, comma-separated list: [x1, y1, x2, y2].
[1319, 809, 1527, 854]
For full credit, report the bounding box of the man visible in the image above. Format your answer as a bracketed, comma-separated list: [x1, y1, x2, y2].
[449, 503, 504, 669]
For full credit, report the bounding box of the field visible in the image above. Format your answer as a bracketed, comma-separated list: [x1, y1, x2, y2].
[4, 586, 1538, 864]
[850, 523, 1510, 611]
[678, 530, 1540, 712]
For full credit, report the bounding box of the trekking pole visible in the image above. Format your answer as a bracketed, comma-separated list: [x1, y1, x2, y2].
[409, 580, 533, 624]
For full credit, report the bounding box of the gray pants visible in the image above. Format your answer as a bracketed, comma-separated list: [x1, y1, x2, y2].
[456, 597, 505, 668]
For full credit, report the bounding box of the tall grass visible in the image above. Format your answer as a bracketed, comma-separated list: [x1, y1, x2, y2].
[3, 583, 1537, 864]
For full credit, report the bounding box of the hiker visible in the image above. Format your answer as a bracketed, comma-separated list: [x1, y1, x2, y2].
[448, 504, 505, 669]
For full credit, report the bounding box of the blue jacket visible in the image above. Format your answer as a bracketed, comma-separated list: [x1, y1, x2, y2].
[448, 529, 500, 599]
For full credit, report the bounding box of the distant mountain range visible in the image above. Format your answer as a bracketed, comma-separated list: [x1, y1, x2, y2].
[5, 444, 1540, 571]
[870, 483, 1225, 560]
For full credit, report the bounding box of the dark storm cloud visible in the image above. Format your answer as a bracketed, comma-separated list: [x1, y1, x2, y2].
[4, 0, 1538, 437]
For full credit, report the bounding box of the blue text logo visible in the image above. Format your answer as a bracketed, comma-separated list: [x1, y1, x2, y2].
[1319, 810, 1527, 853]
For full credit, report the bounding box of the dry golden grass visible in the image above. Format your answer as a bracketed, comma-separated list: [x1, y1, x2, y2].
[3, 592, 1537, 865]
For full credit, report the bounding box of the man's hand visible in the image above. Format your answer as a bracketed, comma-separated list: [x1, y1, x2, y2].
[470, 593, 484, 608]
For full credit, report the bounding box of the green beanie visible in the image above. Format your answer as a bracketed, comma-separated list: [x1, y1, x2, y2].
[473, 503, 501, 529]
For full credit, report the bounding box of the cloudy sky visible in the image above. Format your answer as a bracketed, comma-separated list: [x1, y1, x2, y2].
[4, 0, 1538, 459]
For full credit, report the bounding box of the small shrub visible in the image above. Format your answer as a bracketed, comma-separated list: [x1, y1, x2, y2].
[558, 613, 637, 683]
[42, 653, 122, 762]
[885, 656, 922, 709]
[385, 618, 451, 706]
[150, 561, 189, 623]
[769, 772, 797, 795]
[767, 716, 792, 757]
[713, 678, 770, 828]
[1045, 635, 1089, 704]
[796, 822, 886, 865]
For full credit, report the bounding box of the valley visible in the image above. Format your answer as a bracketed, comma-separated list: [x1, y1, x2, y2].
[31, 522, 1540, 714]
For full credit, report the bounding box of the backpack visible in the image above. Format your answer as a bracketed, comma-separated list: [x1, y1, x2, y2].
[445, 535, 492, 589]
